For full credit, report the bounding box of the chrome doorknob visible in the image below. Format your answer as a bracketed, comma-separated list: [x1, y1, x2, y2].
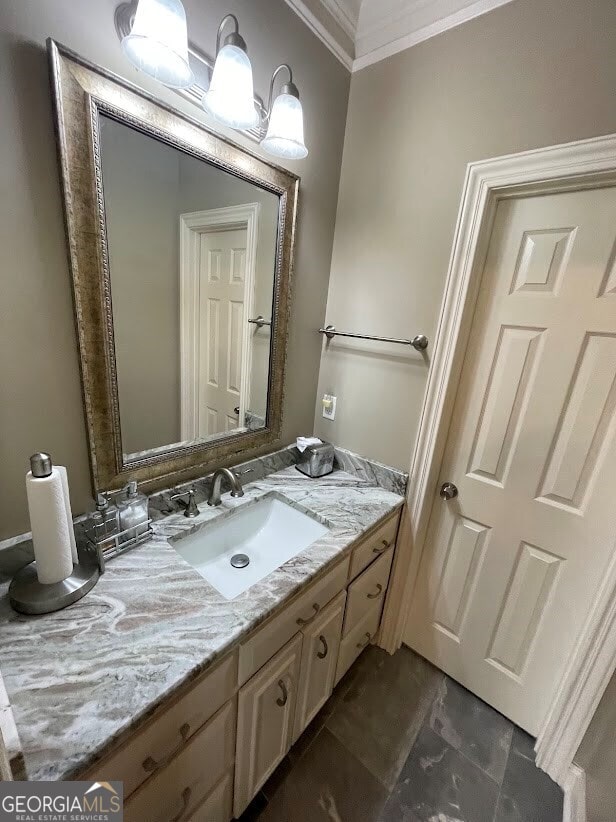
[440, 482, 458, 501]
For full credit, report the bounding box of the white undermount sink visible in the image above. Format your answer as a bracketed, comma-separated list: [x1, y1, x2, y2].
[171, 494, 329, 599]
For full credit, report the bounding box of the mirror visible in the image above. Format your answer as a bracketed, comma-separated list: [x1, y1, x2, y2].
[49, 41, 298, 493]
[99, 115, 279, 459]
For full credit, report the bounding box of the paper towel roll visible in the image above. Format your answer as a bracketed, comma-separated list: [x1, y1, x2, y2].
[26, 469, 74, 585]
[56, 465, 78, 564]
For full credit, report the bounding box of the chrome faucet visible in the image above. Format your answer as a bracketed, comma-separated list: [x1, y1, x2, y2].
[207, 468, 245, 507]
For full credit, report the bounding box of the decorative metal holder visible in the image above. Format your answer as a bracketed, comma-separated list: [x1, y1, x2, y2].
[9, 543, 103, 616]
[85, 518, 154, 564]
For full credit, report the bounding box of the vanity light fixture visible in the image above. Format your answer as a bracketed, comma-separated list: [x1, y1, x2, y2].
[115, 2, 308, 159]
[261, 65, 308, 160]
[201, 14, 259, 131]
[121, 0, 194, 89]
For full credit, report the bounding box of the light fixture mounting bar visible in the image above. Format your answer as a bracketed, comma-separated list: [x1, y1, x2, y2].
[113, 1, 266, 142]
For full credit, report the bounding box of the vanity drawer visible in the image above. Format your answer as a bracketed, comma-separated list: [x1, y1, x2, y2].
[124, 699, 235, 822]
[84, 650, 237, 797]
[344, 548, 393, 636]
[238, 557, 350, 685]
[187, 770, 233, 822]
[349, 511, 399, 581]
[335, 603, 383, 685]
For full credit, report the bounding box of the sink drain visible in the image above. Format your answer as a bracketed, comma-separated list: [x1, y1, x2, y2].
[230, 553, 250, 569]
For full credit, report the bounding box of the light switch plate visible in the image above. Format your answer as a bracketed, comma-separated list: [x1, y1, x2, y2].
[322, 394, 336, 420]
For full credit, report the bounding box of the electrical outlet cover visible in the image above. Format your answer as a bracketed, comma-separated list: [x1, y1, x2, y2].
[322, 394, 336, 420]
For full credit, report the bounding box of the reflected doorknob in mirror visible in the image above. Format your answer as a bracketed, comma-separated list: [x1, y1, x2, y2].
[440, 482, 458, 501]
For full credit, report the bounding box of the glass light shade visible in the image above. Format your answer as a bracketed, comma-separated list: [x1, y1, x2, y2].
[261, 93, 308, 160]
[122, 0, 194, 89]
[202, 44, 259, 130]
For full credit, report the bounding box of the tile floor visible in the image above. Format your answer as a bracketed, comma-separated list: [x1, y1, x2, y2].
[236, 645, 564, 822]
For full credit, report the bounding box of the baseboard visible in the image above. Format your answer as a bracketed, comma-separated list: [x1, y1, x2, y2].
[563, 763, 586, 822]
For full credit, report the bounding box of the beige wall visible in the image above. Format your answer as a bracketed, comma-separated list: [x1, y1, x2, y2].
[576, 668, 616, 822]
[314, 0, 616, 468]
[0, 0, 349, 540]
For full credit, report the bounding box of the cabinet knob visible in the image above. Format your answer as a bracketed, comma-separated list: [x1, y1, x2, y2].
[276, 679, 288, 707]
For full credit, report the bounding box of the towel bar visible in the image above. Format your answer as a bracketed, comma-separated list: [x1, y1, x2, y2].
[319, 325, 428, 351]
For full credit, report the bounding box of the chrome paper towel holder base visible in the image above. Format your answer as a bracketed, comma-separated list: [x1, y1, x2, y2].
[9, 543, 102, 615]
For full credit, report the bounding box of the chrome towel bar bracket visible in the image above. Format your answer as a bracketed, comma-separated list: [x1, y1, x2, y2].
[319, 325, 428, 351]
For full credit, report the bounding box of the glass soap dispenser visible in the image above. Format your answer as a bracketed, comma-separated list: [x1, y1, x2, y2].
[118, 481, 149, 543]
[91, 492, 120, 540]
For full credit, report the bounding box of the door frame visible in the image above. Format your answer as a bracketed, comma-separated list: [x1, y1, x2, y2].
[179, 203, 260, 440]
[381, 133, 616, 786]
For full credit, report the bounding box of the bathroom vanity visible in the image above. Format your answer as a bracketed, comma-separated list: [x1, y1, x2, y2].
[0, 459, 404, 821]
[0, 42, 408, 820]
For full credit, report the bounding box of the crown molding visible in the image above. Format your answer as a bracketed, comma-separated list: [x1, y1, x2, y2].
[353, 0, 515, 71]
[283, 0, 354, 70]
[320, 0, 360, 39]
[284, 0, 516, 74]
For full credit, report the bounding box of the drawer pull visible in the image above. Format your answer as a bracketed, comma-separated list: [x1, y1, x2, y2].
[171, 787, 192, 822]
[142, 722, 190, 773]
[373, 539, 391, 555]
[367, 583, 383, 600]
[276, 679, 288, 707]
[356, 632, 372, 650]
[317, 635, 328, 659]
[296, 603, 320, 626]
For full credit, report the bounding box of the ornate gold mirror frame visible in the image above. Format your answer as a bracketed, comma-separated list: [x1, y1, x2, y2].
[48, 40, 299, 494]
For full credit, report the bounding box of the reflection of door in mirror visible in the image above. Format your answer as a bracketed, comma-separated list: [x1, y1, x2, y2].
[98, 114, 279, 460]
[179, 207, 260, 440]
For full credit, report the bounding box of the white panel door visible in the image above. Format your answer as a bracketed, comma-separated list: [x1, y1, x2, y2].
[198, 228, 248, 436]
[404, 186, 616, 734]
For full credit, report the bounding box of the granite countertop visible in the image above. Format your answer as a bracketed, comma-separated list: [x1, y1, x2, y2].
[0, 458, 405, 782]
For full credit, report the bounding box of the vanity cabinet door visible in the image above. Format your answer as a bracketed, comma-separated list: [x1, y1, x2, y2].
[233, 633, 302, 817]
[293, 591, 346, 742]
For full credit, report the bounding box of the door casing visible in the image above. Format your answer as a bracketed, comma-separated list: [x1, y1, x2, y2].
[378, 133, 616, 787]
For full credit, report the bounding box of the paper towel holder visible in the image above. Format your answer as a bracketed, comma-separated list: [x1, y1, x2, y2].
[9, 542, 103, 616]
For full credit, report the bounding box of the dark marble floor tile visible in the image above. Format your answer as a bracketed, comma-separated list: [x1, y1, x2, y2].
[287, 662, 361, 765]
[261, 755, 294, 800]
[428, 676, 514, 784]
[508, 726, 536, 761]
[258, 728, 389, 822]
[381, 724, 500, 822]
[326, 646, 443, 789]
[495, 728, 563, 822]
[235, 790, 268, 821]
